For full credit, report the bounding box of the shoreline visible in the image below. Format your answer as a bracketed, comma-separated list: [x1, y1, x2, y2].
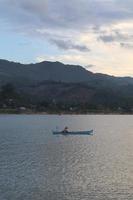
[0, 107, 132, 115]
[0, 111, 132, 115]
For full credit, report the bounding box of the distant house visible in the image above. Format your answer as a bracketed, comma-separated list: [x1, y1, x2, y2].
[19, 107, 26, 111]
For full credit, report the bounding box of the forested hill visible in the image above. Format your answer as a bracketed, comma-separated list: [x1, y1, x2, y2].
[0, 59, 133, 86]
[0, 59, 93, 85]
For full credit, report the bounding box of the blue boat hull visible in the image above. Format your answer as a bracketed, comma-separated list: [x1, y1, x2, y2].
[53, 130, 93, 135]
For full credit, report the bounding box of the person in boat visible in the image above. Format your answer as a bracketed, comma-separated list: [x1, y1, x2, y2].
[62, 126, 69, 133]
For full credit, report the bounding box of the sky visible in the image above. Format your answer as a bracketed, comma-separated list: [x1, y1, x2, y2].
[0, 0, 133, 76]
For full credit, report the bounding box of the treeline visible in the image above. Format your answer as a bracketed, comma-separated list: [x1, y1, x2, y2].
[0, 83, 32, 113]
[0, 83, 133, 113]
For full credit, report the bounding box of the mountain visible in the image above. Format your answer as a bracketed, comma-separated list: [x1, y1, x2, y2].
[0, 59, 94, 85]
[0, 59, 133, 87]
[0, 59, 133, 112]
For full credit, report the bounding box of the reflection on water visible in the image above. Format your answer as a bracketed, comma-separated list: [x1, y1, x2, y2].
[0, 115, 133, 200]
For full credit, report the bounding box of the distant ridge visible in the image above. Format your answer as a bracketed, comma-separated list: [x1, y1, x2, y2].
[0, 59, 94, 85]
[0, 59, 133, 85]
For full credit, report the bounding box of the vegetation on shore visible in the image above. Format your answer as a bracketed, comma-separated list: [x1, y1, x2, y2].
[0, 83, 133, 114]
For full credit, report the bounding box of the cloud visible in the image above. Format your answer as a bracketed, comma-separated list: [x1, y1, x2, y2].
[1, 0, 133, 31]
[85, 64, 95, 68]
[120, 42, 133, 49]
[50, 39, 90, 52]
[1, 0, 133, 49]
[98, 29, 132, 42]
[97, 24, 133, 51]
[1, 0, 133, 45]
[98, 35, 115, 43]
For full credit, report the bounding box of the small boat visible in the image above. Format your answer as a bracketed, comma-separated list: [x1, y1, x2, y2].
[53, 130, 93, 135]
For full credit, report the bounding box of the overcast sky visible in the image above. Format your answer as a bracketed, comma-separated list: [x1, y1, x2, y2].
[0, 0, 133, 76]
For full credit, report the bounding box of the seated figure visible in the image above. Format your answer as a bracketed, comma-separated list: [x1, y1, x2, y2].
[62, 126, 69, 133]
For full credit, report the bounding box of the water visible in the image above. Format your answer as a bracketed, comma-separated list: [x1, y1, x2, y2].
[0, 114, 133, 200]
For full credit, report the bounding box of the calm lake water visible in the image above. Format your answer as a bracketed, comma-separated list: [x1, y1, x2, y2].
[0, 115, 133, 200]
